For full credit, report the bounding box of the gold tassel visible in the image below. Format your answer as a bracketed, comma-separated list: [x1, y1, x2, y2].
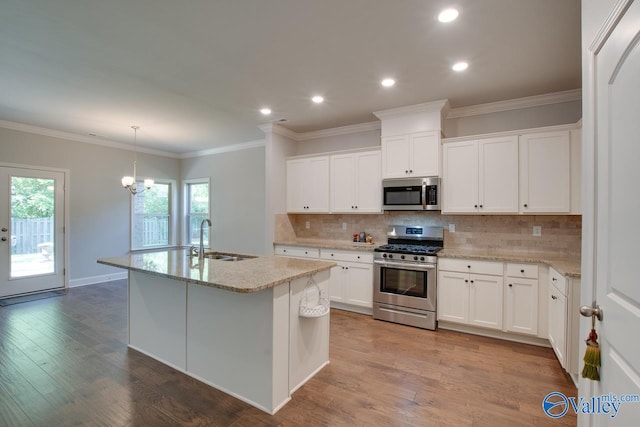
[581, 329, 601, 381]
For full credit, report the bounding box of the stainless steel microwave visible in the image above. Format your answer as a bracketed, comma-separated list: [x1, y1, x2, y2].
[382, 177, 440, 211]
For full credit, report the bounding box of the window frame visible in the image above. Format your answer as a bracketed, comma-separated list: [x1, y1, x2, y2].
[129, 179, 177, 251]
[182, 178, 211, 247]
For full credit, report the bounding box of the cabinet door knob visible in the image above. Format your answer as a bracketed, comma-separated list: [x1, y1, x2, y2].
[520, 269, 525, 273]
[405, 170, 409, 174]
[409, 169, 413, 173]
[508, 284, 513, 287]
[474, 205, 478, 208]
[1, 227, 7, 232]
[1, 237, 6, 242]
[465, 279, 469, 283]
[470, 280, 474, 284]
[552, 277, 557, 281]
[479, 205, 483, 208]
[467, 265, 471, 269]
[523, 203, 528, 208]
[551, 295, 558, 300]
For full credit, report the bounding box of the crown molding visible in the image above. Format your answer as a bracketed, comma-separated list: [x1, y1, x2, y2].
[442, 121, 582, 144]
[447, 89, 582, 119]
[0, 119, 180, 158]
[179, 139, 265, 159]
[296, 121, 380, 141]
[373, 99, 450, 119]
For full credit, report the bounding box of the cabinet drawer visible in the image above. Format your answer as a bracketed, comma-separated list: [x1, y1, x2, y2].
[549, 267, 568, 296]
[438, 258, 503, 276]
[320, 249, 373, 264]
[506, 263, 539, 279]
[274, 245, 319, 259]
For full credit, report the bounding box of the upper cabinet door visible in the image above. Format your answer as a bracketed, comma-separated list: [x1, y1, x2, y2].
[286, 159, 307, 213]
[409, 131, 440, 177]
[354, 151, 382, 213]
[306, 157, 330, 212]
[381, 135, 411, 178]
[330, 154, 357, 213]
[478, 136, 519, 213]
[519, 131, 570, 213]
[442, 140, 479, 213]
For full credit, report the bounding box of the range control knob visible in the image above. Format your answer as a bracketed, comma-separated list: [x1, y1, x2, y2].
[400, 255, 405, 260]
[382, 253, 387, 258]
[413, 256, 418, 261]
[388, 254, 393, 259]
[420, 256, 425, 261]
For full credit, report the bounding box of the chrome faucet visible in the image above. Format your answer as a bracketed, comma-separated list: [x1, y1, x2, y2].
[199, 218, 212, 262]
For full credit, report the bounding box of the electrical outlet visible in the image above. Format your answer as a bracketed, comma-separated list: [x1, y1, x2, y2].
[448, 224, 455, 233]
[342, 222, 347, 230]
[305, 221, 310, 229]
[533, 226, 542, 237]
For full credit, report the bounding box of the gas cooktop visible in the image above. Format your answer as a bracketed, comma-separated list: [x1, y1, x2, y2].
[374, 244, 443, 255]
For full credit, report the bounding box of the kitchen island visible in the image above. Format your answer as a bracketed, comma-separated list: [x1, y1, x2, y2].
[97, 249, 335, 414]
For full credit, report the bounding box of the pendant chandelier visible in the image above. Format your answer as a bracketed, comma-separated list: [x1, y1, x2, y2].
[121, 126, 154, 195]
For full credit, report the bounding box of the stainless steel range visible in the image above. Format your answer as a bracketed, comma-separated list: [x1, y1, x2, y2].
[373, 224, 443, 330]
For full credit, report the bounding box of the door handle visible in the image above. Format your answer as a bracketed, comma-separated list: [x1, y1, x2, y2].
[1, 237, 6, 242]
[580, 304, 603, 321]
[1, 227, 7, 232]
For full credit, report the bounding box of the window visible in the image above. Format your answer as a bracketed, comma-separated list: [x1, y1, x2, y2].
[131, 181, 175, 250]
[184, 179, 210, 246]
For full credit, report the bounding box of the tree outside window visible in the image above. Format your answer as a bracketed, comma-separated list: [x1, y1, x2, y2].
[131, 182, 172, 249]
[186, 182, 209, 246]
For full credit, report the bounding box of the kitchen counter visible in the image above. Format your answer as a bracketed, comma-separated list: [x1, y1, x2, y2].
[274, 239, 376, 251]
[98, 248, 335, 292]
[438, 248, 581, 278]
[97, 248, 334, 414]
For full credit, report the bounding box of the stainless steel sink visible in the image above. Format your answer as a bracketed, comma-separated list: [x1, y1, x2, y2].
[203, 252, 256, 261]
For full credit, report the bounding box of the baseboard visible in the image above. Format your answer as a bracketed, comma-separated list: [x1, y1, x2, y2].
[69, 272, 128, 288]
[330, 302, 373, 316]
[438, 321, 551, 347]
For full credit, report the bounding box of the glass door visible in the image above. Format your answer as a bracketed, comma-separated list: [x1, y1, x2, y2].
[0, 166, 65, 298]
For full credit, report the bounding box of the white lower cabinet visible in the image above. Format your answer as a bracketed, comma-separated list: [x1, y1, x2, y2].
[504, 263, 539, 336]
[438, 259, 503, 330]
[320, 249, 373, 312]
[275, 245, 373, 314]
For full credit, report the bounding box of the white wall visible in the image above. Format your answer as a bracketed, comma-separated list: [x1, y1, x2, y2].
[294, 129, 380, 156]
[0, 126, 180, 284]
[444, 100, 582, 137]
[181, 146, 266, 256]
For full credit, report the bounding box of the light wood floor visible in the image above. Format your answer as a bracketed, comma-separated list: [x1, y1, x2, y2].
[0, 280, 577, 426]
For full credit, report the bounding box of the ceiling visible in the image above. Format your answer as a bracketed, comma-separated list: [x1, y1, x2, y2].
[0, 0, 581, 154]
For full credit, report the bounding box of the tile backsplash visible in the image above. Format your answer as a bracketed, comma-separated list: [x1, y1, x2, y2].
[275, 212, 581, 256]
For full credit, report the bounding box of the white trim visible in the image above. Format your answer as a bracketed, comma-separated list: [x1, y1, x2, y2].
[182, 178, 211, 246]
[68, 271, 127, 288]
[446, 89, 582, 119]
[373, 99, 450, 119]
[130, 179, 178, 251]
[296, 121, 380, 141]
[442, 121, 581, 144]
[438, 322, 551, 347]
[286, 146, 380, 161]
[179, 139, 265, 159]
[0, 119, 179, 158]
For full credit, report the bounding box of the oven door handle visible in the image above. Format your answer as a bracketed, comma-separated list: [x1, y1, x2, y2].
[373, 260, 436, 271]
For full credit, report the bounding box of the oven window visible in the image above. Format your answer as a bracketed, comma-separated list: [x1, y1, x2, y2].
[380, 267, 428, 298]
[384, 186, 421, 205]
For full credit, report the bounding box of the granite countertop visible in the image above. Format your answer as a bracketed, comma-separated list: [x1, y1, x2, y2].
[274, 239, 377, 252]
[97, 249, 336, 293]
[438, 248, 581, 278]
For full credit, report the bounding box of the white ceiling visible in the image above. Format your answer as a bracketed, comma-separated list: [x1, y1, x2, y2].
[0, 0, 581, 154]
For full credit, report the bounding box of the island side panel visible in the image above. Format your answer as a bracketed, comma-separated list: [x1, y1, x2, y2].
[186, 283, 288, 414]
[129, 271, 187, 370]
[289, 269, 330, 394]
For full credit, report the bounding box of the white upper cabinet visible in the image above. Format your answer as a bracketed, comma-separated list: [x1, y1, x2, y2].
[519, 131, 571, 213]
[286, 156, 330, 213]
[382, 131, 440, 178]
[443, 136, 518, 214]
[331, 150, 381, 213]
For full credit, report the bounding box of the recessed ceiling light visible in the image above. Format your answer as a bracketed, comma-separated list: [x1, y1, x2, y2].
[260, 107, 272, 115]
[381, 78, 396, 87]
[438, 8, 459, 23]
[452, 61, 469, 72]
[311, 95, 324, 104]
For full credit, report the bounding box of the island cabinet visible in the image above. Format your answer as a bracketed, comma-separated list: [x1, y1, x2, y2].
[381, 131, 440, 179]
[519, 131, 571, 213]
[330, 150, 381, 213]
[286, 156, 330, 213]
[547, 266, 581, 377]
[442, 135, 519, 214]
[319, 249, 373, 313]
[438, 258, 504, 330]
[99, 250, 335, 415]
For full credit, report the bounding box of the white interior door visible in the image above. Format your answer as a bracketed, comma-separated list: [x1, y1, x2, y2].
[582, 1, 640, 424]
[0, 166, 65, 297]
